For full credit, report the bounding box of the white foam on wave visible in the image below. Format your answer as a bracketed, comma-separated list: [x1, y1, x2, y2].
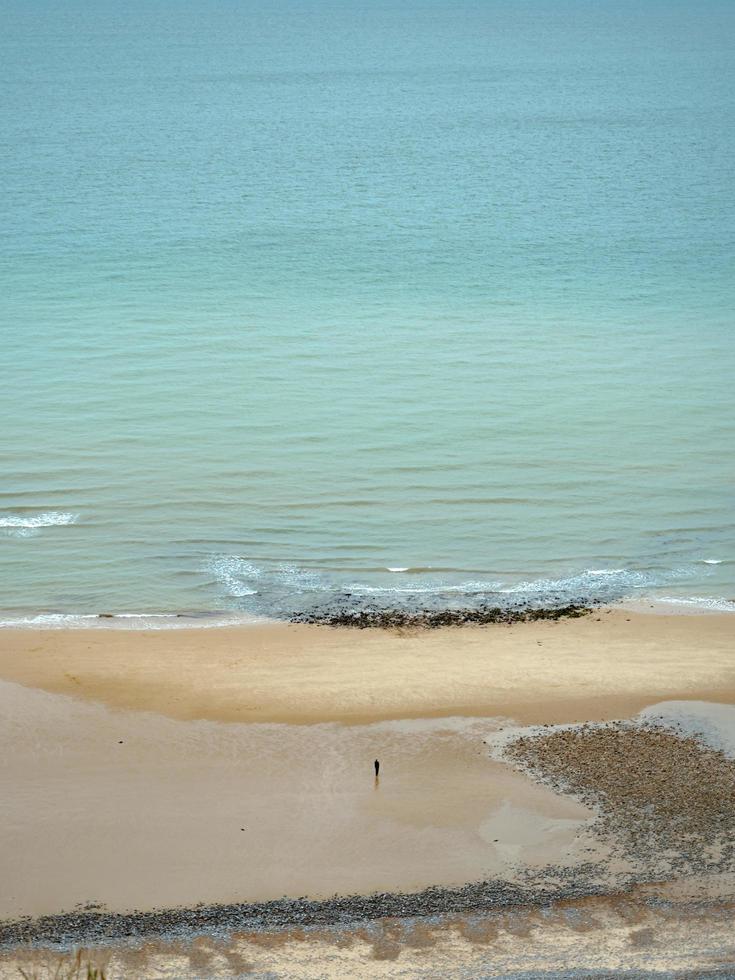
[652, 595, 735, 613]
[500, 566, 696, 597]
[346, 579, 504, 595]
[0, 611, 264, 630]
[0, 614, 100, 629]
[701, 559, 724, 565]
[208, 555, 340, 596]
[0, 511, 77, 528]
[348, 566, 701, 601]
[206, 556, 260, 597]
[207, 555, 729, 617]
[0, 511, 78, 537]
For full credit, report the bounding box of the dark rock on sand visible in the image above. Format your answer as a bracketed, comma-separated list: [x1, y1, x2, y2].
[290, 601, 594, 629]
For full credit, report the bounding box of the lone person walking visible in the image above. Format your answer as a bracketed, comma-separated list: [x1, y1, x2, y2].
[374, 759, 380, 777]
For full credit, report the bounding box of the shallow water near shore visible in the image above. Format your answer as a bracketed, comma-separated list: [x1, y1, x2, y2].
[2, 0, 735, 622]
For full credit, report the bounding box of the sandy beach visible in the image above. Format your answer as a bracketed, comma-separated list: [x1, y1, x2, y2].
[2, 608, 735, 976]
[1, 607, 734, 726]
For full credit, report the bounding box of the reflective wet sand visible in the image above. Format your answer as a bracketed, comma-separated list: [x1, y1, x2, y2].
[0, 680, 593, 919]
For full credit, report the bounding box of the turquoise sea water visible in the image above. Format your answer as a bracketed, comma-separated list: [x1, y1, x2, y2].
[2, 0, 734, 623]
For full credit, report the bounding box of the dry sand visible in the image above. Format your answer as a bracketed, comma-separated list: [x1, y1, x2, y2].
[1, 608, 734, 726]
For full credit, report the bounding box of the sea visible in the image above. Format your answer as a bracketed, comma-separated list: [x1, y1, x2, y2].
[2, 0, 734, 627]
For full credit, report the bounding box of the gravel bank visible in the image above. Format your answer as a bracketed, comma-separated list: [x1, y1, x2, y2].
[0, 867, 620, 950]
[504, 719, 735, 874]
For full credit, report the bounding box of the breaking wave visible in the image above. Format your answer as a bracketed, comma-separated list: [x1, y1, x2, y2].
[0, 512, 78, 538]
[0, 611, 262, 630]
[206, 555, 716, 620]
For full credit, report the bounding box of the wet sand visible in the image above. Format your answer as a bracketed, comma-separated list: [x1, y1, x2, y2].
[0, 678, 593, 920]
[1, 608, 734, 726]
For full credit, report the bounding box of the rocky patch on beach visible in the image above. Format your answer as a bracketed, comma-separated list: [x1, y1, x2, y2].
[290, 600, 593, 628]
[504, 720, 735, 874]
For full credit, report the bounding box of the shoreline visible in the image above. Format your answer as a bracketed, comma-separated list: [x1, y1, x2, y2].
[0, 594, 733, 632]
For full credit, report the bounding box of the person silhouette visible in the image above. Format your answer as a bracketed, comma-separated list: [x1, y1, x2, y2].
[374, 759, 380, 777]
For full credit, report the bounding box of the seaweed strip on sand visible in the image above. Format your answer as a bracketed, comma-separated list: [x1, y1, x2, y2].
[290, 601, 594, 629]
